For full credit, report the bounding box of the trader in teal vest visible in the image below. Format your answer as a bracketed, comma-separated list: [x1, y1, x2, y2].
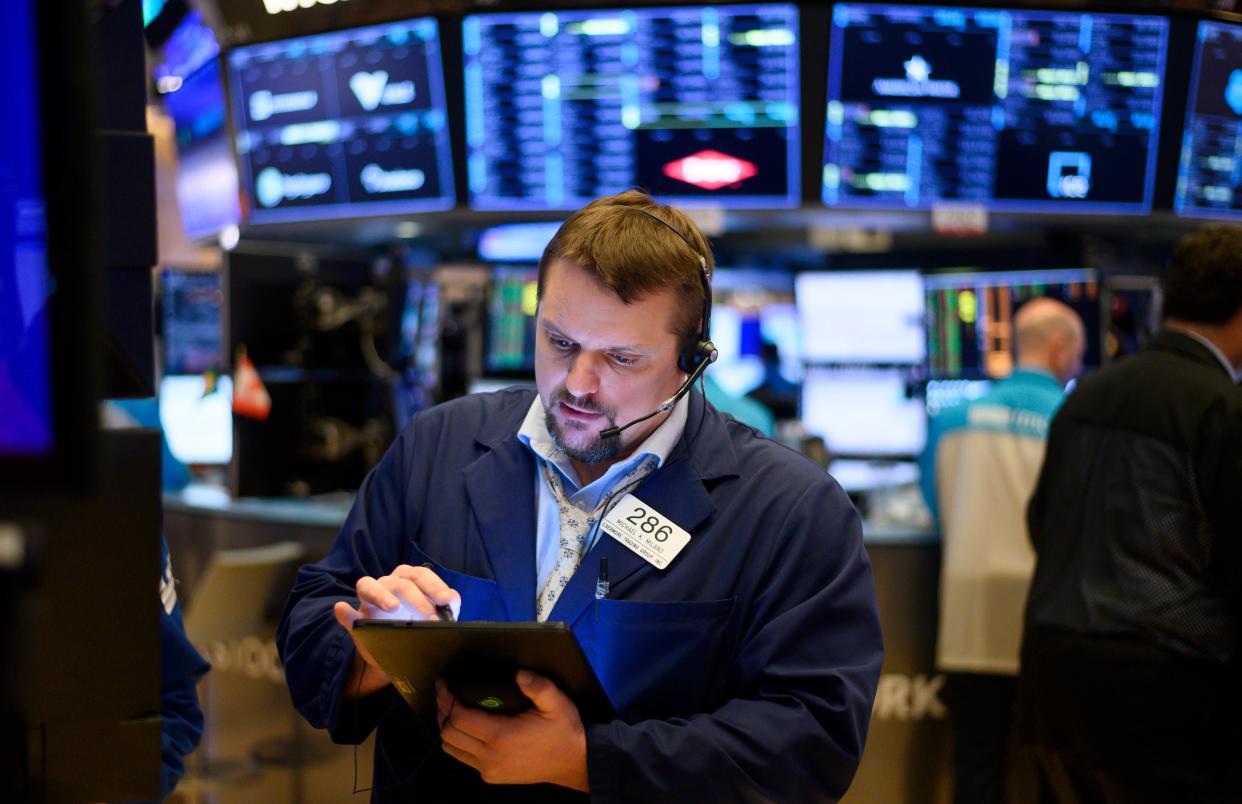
[919, 298, 1085, 804]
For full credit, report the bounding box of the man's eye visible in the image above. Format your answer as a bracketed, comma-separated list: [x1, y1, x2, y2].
[551, 337, 574, 351]
[610, 354, 638, 367]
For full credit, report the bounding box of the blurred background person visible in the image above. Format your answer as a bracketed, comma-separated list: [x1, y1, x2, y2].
[921, 298, 1085, 804]
[1020, 225, 1242, 802]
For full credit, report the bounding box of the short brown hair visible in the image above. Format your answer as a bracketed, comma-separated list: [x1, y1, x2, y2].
[1165, 224, 1242, 325]
[537, 190, 714, 358]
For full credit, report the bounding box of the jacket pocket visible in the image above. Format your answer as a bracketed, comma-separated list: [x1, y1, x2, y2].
[576, 597, 736, 721]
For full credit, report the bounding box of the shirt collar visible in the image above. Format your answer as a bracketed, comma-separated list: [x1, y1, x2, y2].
[1177, 328, 1237, 379]
[518, 391, 690, 490]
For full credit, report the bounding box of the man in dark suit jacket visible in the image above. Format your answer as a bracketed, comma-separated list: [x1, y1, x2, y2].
[1018, 225, 1242, 802]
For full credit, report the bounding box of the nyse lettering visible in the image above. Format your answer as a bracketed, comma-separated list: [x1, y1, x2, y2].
[873, 673, 947, 721]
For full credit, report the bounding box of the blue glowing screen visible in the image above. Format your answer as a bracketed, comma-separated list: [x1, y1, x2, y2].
[464, 4, 801, 210]
[823, 5, 1168, 213]
[227, 17, 455, 223]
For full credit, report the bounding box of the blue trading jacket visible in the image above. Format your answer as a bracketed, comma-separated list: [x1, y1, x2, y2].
[278, 388, 883, 803]
[159, 537, 211, 798]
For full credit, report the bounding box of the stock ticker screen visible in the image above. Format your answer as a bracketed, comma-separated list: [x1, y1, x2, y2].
[823, 5, 1168, 212]
[227, 17, 455, 223]
[463, 4, 801, 210]
[923, 268, 1100, 380]
[1176, 21, 1242, 220]
[485, 265, 540, 375]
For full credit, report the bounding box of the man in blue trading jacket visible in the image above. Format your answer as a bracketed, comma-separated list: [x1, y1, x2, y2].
[919, 298, 1084, 804]
[277, 191, 884, 802]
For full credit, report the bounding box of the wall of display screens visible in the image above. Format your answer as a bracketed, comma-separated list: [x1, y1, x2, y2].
[822, 4, 1168, 213]
[463, 4, 801, 210]
[227, 16, 455, 223]
[1176, 20, 1242, 220]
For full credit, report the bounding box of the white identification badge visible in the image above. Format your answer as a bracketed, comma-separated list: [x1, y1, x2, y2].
[600, 494, 691, 570]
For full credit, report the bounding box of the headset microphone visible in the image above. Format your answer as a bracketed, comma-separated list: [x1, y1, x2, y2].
[599, 342, 716, 440]
[598, 205, 715, 441]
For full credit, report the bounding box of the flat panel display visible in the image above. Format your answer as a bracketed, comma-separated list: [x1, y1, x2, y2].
[227, 17, 455, 223]
[1175, 20, 1242, 220]
[162, 269, 223, 375]
[710, 268, 799, 397]
[823, 4, 1168, 212]
[163, 58, 242, 240]
[801, 367, 926, 457]
[924, 268, 1100, 379]
[0, 0, 52, 456]
[795, 270, 926, 364]
[485, 265, 540, 375]
[159, 375, 233, 465]
[464, 4, 800, 210]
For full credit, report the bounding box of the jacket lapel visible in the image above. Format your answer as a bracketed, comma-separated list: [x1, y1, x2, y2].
[463, 433, 539, 622]
[548, 451, 718, 627]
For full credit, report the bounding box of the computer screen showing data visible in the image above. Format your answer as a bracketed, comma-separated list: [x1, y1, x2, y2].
[485, 265, 540, 375]
[796, 270, 926, 364]
[823, 4, 1168, 212]
[227, 17, 455, 222]
[1175, 20, 1242, 220]
[924, 268, 1100, 379]
[162, 269, 223, 376]
[464, 4, 800, 210]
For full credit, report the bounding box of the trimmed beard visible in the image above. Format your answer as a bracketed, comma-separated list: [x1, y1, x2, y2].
[545, 389, 619, 464]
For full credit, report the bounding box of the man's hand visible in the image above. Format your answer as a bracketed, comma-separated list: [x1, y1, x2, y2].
[437, 671, 589, 792]
[334, 564, 462, 699]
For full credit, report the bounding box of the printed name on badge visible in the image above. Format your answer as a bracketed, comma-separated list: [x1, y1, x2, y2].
[600, 494, 691, 570]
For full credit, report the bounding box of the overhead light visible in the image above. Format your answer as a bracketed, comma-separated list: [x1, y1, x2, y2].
[220, 225, 241, 251]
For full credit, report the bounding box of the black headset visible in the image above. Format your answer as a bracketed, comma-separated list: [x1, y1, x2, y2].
[597, 205, 718, 441]
[621, 205, 717, 374]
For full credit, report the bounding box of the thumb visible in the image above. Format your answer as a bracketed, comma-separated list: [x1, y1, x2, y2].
[516, 670, 563, 714]
[334, 600, 361, 631]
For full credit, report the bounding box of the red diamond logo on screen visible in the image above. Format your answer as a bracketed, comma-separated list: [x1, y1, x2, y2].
[663, 150, 758, 191]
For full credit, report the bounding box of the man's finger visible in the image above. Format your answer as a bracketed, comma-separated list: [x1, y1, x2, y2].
[356, 576, 400, 610]
[391, 564, 463, 616]
[440, 723, 488, 757]
[445, 703, 505, 743]
[333, 600, 360, 630]
[516, 670, 566, 714]
[440, 740, 481, 771]
[378, 576, 436, 618]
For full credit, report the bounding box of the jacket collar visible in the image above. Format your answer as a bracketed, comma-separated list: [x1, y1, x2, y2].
[465, 388, 740, 623]
[1148, 329, 1236, 380]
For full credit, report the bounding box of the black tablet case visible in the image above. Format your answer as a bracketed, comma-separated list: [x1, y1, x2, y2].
[352, 620, 615, 723]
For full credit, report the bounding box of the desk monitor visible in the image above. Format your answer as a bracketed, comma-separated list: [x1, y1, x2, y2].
[464, 4, 801, 210]
[709, 268, 799, 397]
[796, 270, 926, 364]
[227, 16, 455, 223]
[1175, 20, 1242, 220]
[161, 269, 223, 376]
[801, 367, 926, 458]
[159, 375, 233, 466]
[823, 4, 1168, 213]
[924, 268, 1100, 379]
[485, 265, 540, 375]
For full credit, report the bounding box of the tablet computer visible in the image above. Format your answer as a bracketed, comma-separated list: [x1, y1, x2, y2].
[352, 620, 614, 724]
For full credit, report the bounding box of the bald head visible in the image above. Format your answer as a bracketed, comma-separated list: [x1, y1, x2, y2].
[1014, 297, 1087, 384]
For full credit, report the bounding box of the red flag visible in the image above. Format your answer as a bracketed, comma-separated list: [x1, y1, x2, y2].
[232, 348, 271, 421]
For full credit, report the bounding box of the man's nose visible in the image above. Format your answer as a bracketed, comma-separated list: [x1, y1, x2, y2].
[565, 352, 601, 399]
